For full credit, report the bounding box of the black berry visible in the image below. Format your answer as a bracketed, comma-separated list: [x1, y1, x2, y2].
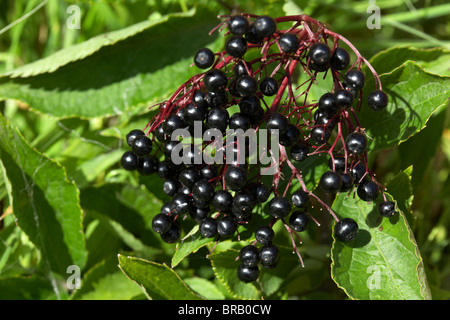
[239, 245, 260, 267]
[346, 132, 367, 155]
[131, 135, 153, 156]
[319, 171, 342, 194]
[204, 69, 228, 93]
[345, 69, 366, 90]
[260, 77, 278, 96]
[126, 129, 145, 147]
[291, 190, 309, 208]
[194, 48, 215, 69]
[279, 33, 299, 53]
[357, 180, 379, 202]
[236, 75, 257, 97]
[289, 211, 309, 232]
[379, 201, 396, 217]
[308, 42, 331, 72]
[152, 213, 172, 234]
[121, 151, 139, 171]
[224, 166, 247, 191]
[334, 218, 358, 242]
[268, 196, 291, 218]
[237, 264, 259, 283]
[217, 216, 237, 237]
[368, 90, 389, 111]
[253, 15, 277, 38]
[228, 15, 249, 35]
[259, 244, 280, 268]
[199, 217, 218, 238]
[330, 47, 350, 70]
[225, 35, 248, 58]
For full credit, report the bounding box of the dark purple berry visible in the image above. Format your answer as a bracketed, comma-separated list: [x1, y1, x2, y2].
[334, 218, 358, 242]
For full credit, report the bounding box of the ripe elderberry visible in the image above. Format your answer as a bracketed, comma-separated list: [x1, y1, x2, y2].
[121, 13, 391, 284]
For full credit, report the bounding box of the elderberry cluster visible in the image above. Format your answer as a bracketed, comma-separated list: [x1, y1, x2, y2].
[120, 13, 395, 283]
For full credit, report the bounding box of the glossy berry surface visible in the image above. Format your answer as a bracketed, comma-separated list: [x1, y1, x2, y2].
[318, 92, 337, 115]
[224, 166, 247, 191]
[161, 222, 182, 243]
[379, 201, 396, 217]
[253, 15, 277, 38]
[310, 126, 331, 144]
[126, 129, 145, 147]
[368, 90, 389, 111]
[319, 171, 342, 194]
[232, 190, 255, 218]
[289, 211, 309, 232]
[152, 213, 172, 234]
[199, 217, 218, 238]
[131, 135, 153, 156]
[328, 156, 346, 172]
[192, 179, 215, 202]
[291, 190, 309, 208]
[259, 77, 278, 96]
[229, 113, 251, 131]
[330, 47, 350, 70]
[163, 179, 180, 197]
[250, 183, 271, 204]
[225, 35, 248, 58]
[259, 244, 280, 268]
[266, 112, 289, 135]
[334, 89, 354, 108]
[203, 69, 228, 93]
[334, 218, 359, 242]
[290, 143, 309, 161]
[340, 173, 354, 192]
[121, 151, 139, 171]
[217, 216, 237, 237]
[206, 107, 229, 132]
[255, 226, 275, 245]
[194, 48, 215, 69]
[357, 180, 379, 201]
[239, 245, 260, 267]
[268, 196, 291, 218]
[212, 190, 233, 212]
[345, 69, 366, 90]
[236, 75, 257, 97]
[228, 15, 249, 35]
[308, 42, 331, 71]
[279, 33, 299, 53]
[346, 132, 367, 155]
[237, 264, 259, 283]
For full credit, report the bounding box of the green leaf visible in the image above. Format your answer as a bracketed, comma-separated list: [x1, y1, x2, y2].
[70, 256, 144, 300]
[118, 254, 202, 300]
[369, 46, 450, 76]
[171, 225, 215, 268]
[330, 190, 431, 300]
[360, 61, 450, 152]
[0, 114, 87, 276]
[0, 9, 220, 118]
[209, 249, 261, 300]
[184, 277, 226, 300]
[0, 276, 58, 300]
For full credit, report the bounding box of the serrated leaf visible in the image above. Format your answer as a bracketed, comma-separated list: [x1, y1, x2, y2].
[360, 61, 450, 152]
[70, 256, 143, 300]
[209, 249, 261, 300]
[330, 190, 431, 300]
[0, 114, 87, 276]
[172, 225, 215, 268]
[369, 46, 450, 76]
[118, 254, 202, 300]
[0, 9, 220, 118]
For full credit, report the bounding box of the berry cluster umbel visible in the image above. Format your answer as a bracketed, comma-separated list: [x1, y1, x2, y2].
[120, 13, 395, 283]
